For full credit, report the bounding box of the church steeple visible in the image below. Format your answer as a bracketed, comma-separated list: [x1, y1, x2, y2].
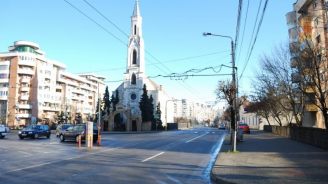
[126, 0, 144, 74]
[133, 0, 140, 17]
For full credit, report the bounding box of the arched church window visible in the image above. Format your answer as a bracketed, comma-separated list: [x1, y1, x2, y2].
[134, 25, 137, 35]
[132, 50, 137, 65]
[131, 73, 136, 85]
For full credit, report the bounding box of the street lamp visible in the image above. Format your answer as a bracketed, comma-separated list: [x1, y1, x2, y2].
[203, 32, 238, 152]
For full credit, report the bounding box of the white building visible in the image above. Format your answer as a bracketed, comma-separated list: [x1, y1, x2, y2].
[113, 0, 171, 131]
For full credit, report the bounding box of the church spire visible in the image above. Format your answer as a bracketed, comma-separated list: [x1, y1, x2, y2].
[133, 0, 140, 17]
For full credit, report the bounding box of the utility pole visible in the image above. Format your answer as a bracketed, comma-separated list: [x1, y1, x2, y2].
[97, 82, 101, 146]
[203, 32, 238, 152]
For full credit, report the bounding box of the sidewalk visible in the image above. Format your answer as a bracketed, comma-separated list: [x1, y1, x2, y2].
[211, 130, 328, 184]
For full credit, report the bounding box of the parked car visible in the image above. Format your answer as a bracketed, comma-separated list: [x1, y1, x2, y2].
[0, 124, 9, 138]
[18, 125, 51, 139]
[59, 124, 98, 143]
[55, 124, 73, 137]
[218, 123, 226, 130]
[238, 122, 250, 134]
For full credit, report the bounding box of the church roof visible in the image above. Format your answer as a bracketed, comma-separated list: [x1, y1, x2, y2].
[132, 0, 140, 17]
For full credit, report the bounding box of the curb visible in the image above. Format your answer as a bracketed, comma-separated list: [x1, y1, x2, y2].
[210, 172, 236, 184]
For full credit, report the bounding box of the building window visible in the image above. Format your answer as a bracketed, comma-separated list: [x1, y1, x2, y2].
[314, 17, 319, 28]
[132, 50, 137, 65]
[131, 73, 136, 85]
[134, 25, 137, 35]
[131, 93, 137, 100]
[316, 34, 321, 44]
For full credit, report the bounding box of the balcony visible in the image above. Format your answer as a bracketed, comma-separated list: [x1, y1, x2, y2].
[17, 104, 32, 109]
[17, 69, 34, 75]
[18, 60, 35, 67]
[305, 104, 318, 112]
[20, 95, 29, 100]
[71, 95, 79, 101]
[16, 113, 32, 119]
[72, 89, 84, 95]
[20, 78, 31, 83]
[0, 78, 9, 83]
[286, 11, 297, 29]
[20, 86, 30, 92]
[43, 106, 60, 112]
[56, 85, 63, 89]
[305, 83, 315, 93]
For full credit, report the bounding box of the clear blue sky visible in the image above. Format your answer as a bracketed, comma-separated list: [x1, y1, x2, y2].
[0, 0, 295, 104]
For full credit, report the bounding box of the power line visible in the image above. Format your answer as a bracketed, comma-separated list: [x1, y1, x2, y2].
[244, 0, 262, 63]
[82, 0, 129, 38]
[234, 0, 243, 53]
[239, 0, 269, 80]
[105, 64, 233, 83]
[63, 0, 208, 101]
[75, 51, 229, 75]
[63, 0, 127, 46]
[236, 0, 249, 65]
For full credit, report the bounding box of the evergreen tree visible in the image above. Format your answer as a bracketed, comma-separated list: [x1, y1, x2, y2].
[155, 102, 163, 130]
[111, 90, 119, 112]
[149, 95, 155, 130]
[103, 86, 111, 114]
[139, 84, 151, 122]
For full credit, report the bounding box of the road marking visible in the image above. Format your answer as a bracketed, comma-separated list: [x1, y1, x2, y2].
[18, 151, 32, 155]
[167, 176, 183, 184]
[185, 133, 209, 143]
[5, 148, 117, 174]
[141, 152, 165, 162]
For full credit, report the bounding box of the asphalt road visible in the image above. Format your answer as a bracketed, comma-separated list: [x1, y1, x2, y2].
[0, 127, 226, 184]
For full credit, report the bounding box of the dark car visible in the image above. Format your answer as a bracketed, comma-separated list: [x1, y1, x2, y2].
[18, 125, 51, 139]
[55, 124, 73, 137]
[59, 124, 98, 143]
[238, 122, 250, 134]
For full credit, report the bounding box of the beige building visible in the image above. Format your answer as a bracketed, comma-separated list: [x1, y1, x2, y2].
[287, 0, 328, 128]
[0, 41, 105, 128]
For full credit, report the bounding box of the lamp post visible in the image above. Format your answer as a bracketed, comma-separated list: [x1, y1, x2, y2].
[203, 32, 237, 152]
[97, 82, 101, 146]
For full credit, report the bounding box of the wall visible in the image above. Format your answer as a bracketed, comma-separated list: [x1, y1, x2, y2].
[264, 125, 328, 150]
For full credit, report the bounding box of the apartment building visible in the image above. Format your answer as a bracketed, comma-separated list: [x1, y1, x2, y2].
[287, 0, 328, 128]
[0, 41, 105, 128]
[171, 99, 217, 123]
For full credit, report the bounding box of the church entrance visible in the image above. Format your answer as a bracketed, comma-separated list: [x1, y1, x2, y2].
[132, 120, 137, 131]
[103, 120, 109, 131]
[114, 113, 125, 131]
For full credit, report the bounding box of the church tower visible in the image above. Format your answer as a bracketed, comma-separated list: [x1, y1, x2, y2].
[122, 0, 145, 111]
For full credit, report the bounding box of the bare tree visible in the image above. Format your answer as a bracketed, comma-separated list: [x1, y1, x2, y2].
[253, 43, 304, 126]
[216, 80, 236, 130]
[295, 39, 328, 128]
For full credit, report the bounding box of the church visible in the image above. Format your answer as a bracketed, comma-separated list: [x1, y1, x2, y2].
[108, 0, 172, 131]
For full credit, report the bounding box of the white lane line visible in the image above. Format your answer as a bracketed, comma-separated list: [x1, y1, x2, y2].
[141, 152, 165, 163]
[5, 148, 117, 174]
[18, 151, 32, 155]
[167, 176, 183, 184]
[185, 133, 209, 143]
